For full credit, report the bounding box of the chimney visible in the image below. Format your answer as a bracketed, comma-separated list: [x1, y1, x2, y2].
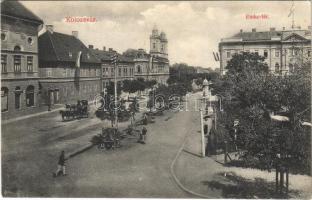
[270, 27, 276, 32]
[46, 25, 54, 33]
[240, 29, 243, 33]
[297, 26, 301, 29]
[72, 31, 78, 38]
[103, 46, 106, 51]
[108, 48, 113, 52]
[88, 45, 94, 49]
[252, 28, 256, 32]
[282, 27, 286, 31]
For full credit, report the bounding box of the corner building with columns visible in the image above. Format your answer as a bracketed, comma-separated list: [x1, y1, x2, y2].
[219, 27, 311, 75]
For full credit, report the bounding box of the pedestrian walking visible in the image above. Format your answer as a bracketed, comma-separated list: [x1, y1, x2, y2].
[141, 126, 147, 144]
[143, 113, 148, 125]
[53, 150, 66, 177]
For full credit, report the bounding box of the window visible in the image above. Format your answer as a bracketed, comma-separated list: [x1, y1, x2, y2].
[47, 69, 52, 77]
[63, 68, 66, 77]
[1, 54, 7, 73]
[69, 52, 72, 58]
[275, 50, 279, 57]
[26, 85, 35, 107]
[1, 32, 7, 41]
[289, 64, 294, 73]
[1, 87, 8, 112]
[27, 37, 33, 45]
[255, 50, 259, 56]
[15, 86, 21, 109]
[264, 50, 268, 58]
[226, 51, 231, 58]
[137, 65, 141, 74]
[111, 68, 114, 76]
[27, 56, 33, 72]
[118, 67, 122, 76]
[14, 55, 21, 73]
[14, 45, 21, 51]
[124, 68, 127, 76]
[275, 63, 280, 73]
[153, 43, 156, 49]
[308, 50, 311, 57]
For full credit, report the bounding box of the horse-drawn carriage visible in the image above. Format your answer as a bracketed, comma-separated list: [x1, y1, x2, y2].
[91, 128, 122, 150]
[59, 100, 89, 121]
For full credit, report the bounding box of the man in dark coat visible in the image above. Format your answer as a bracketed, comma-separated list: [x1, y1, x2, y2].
[141, 127, 147, 144]
[54, 150, 66, 177]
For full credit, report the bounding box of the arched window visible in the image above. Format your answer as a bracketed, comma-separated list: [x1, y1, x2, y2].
[275, 63, 280, 73]
[137, 65, 141, 74]
[15, 86, 22, 109]
[1, 87, 9, 112]
[14, 45, 21, 52]
[289, 64, 294, 73]
[26, 85, 35, 107]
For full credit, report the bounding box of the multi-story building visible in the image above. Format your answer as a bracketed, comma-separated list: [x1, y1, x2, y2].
[90, 47, 135, 90]
[1, 0, 43, 119]
[219, 27, 311, 75]
[38, 25, 101, 105]
[90, 26, 170, 92]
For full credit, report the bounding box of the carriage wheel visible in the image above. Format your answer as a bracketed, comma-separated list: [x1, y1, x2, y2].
[97, 143, 105, 149]
[105, 142, 113, 150]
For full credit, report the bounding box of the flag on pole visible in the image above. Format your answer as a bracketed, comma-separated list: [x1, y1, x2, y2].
[288, 1, 294, 17]
[111, 53, 118, 65]
[213, 52, 217, 61]
[76, 51, 82, 68]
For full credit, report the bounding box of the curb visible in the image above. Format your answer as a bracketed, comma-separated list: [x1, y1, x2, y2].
[67, 143, 94, 159]
[170, 126, 212, 198]
[2, 106, 64, 125]
[3, 100, 97, 125]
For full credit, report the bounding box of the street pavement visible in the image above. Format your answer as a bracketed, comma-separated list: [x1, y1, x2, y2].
[1, 93, 202, 197]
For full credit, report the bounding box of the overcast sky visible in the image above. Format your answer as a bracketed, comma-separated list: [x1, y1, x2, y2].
[21, 1, 311, 69]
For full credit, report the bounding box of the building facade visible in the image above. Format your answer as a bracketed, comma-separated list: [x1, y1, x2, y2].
[38, 25, 101, 105]
[1, 0, 43, 120]
[90, 47, 135, 91]
[90, 27, 170, 93]
[219, 27, 311, 75]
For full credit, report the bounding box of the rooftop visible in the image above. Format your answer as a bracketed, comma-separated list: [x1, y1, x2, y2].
[1, 0, 43, 24]
[38, 31, 100, 64]
[221, 27, 311, 43]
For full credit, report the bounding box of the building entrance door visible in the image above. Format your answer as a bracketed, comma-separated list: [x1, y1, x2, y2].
[49, 91, 54, 105]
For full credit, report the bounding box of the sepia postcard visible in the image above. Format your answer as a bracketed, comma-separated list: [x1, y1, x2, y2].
[1, 0, 311, 198]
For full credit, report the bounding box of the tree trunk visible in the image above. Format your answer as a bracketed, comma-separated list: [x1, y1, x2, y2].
[276, 166, 279, 193]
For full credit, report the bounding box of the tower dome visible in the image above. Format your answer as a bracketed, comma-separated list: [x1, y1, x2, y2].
[152, 24, 159, 36]
[160, 31, 166, 39]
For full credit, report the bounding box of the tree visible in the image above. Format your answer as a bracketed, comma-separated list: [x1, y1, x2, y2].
[216, 52, 311, 195]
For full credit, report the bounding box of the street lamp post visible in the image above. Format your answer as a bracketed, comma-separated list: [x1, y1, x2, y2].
[112, 53, 118, 128]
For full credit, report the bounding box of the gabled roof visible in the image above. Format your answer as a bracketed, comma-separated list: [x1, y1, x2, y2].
[39, 31, 100, 64]
[90, 48, 134, 63]
[1, 0, 43, 24]
[282, 31, 310, 41]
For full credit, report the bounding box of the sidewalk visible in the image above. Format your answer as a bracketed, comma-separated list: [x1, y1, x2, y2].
[2, 104, 64, 125]
[173, 131, 312, 199]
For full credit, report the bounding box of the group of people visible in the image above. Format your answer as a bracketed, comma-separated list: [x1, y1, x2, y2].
[53, 113, 149, 177]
